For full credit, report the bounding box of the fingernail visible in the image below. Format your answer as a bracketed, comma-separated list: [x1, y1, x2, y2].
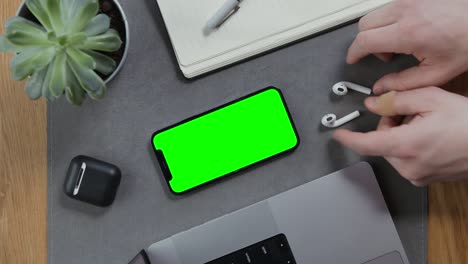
[365, 97, 378, 110]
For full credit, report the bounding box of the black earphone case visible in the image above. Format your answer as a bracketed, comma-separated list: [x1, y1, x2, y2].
[64, 155, 121, 207]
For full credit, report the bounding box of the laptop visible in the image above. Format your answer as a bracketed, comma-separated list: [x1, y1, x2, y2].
[129, 162, 409, 264]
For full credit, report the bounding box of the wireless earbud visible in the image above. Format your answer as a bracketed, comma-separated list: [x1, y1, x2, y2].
[332, 82, 372, 96]
[321, 111, 361, 128]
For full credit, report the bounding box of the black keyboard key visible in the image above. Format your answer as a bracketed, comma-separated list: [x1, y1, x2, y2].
[206, 234, 296, 264]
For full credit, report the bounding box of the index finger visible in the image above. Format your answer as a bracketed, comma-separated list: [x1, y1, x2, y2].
[333, 128, 405, 157]
[347, 23, 405, 64]
[358, 3, 399, 31]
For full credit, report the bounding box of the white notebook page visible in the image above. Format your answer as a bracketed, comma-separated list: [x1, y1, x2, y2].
[157, 0, 370, 67]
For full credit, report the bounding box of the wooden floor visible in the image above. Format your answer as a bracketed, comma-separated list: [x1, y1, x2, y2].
[0, 0, 467, 263]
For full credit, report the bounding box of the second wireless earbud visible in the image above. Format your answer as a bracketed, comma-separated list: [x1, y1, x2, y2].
[332, 81, 372, 96]
[321, 111, 361, 128]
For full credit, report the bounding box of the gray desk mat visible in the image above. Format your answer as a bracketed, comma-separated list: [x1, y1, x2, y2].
[47, 0, 427, 263]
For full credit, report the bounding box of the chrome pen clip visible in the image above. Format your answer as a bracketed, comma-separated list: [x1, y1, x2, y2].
[218, 5, 240, 27]
[204, 0, 243, 34]
[73, 162, 87, 196]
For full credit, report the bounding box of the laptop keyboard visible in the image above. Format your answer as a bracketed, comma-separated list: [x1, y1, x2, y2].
[206, 234, 296, 264]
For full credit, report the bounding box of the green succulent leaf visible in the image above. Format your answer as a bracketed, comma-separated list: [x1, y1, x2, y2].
[67, 0, 99, 34]
[41, 63, 56, 102]
[62, 0, 89, 24]
[45, 0, 64, 34]
[25, 0, 53, 31]
[60, 0, 77, 18]
[68, 57, 106, 100]
[83, 14, 111, 37]
[79, 29, 122, 52]
[66, 46, 96, 69]
[83, 49, 116, 75]
[49, 50, 68, 97]
[10, 47, 56, 81]
[65, 63, 86, 105]
[5, 16, 45, 31]
[5, 17, 50, 47]
[7, 31, 50, 47]
[46, 31, 57, 42]
[0, 35, 18, 53]
[67, 32, 87, 46]
[25, 66, 48, 100]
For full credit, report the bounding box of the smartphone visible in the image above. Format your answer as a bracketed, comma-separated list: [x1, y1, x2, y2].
[151, 87, 299, 194]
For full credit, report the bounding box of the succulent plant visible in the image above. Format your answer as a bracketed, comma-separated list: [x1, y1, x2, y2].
[0, 0, 123, 105]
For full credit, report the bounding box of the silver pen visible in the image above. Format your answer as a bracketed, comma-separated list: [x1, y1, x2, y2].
[205, 0, 244, 33]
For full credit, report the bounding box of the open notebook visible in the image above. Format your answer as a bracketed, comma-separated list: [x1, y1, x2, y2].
[156, 0, 391, 78]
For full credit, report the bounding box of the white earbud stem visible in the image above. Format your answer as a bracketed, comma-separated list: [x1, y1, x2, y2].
[321, 111, 361, 128]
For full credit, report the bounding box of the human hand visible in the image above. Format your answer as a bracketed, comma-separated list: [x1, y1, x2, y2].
[333, 87, 468, 186]
[348, 0, 468, 95]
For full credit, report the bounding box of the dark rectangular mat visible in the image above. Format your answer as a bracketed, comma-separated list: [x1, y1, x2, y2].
[48, 1, 426, 263]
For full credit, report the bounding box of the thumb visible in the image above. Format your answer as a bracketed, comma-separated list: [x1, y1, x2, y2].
[364, 89, 437, 116]
[373, 65, 451, 95]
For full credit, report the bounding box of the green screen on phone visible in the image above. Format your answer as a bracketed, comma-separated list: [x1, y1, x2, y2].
[151, 87, 299, 194]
